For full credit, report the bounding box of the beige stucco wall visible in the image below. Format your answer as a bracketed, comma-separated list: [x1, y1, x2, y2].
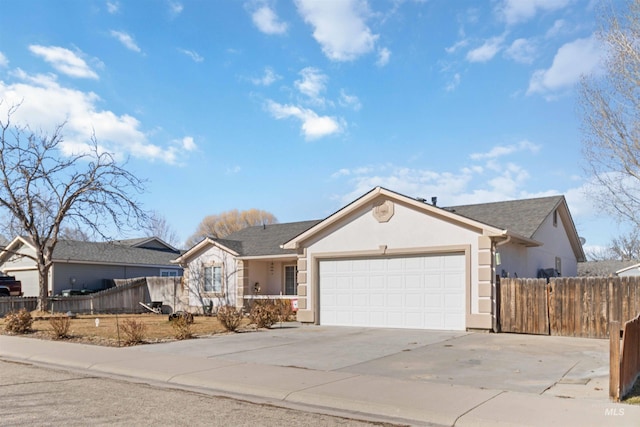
[496, 210, 578, 279]
[185, 245, 238, 311]
[295, 198, 492, 329]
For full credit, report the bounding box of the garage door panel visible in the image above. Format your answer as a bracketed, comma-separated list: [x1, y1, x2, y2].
[320, 253, 465, 330]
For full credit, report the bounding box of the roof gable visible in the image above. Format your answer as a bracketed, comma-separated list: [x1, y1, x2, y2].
[111, 236, 179, 253]
[447, 196, 563, 238]
[283, 187, 514, 250]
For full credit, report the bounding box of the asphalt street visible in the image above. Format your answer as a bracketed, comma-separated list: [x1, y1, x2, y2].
[0, 359, 403, 427]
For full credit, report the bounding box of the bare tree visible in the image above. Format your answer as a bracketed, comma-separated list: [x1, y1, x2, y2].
[58, 227, 91, 242]
[585, 245, 615, 262]
[144, 211, 181, 248]
[609, 230, 640, 260]
[186, 208, 278, 247]
[0, 105, 147, 310]
[585, 230, 640, 261]
[580, 0, 640, 226]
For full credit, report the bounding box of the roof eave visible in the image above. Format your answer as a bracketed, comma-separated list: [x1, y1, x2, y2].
[174, 237, 240, 265]
[284, 187, 514, 249]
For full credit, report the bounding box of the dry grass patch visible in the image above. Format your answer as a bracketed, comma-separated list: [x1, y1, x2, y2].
[0, 313, 252, 346]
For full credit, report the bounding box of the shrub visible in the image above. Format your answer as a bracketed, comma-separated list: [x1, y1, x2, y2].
[4, 309, 33, 334]
[217, 305, 242, 332]
[120, 319, 147, 345]
[276, 299, 295, 322]
[171, 315, 194, 340]
[249, 300, 279, 329]
[49, 315, 71, 339]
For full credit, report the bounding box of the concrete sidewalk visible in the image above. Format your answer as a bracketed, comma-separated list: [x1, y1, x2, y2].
[0, 334, 638, 426]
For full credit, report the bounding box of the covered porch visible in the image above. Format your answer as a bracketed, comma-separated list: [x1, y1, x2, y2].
[238, 255, 299, 312]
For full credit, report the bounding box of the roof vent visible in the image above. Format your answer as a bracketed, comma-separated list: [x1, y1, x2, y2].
[415, 197, 427, 203]
[431, 196, 437, 206]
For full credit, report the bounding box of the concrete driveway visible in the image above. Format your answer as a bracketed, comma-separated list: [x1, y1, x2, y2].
[131, 324, 610, 398]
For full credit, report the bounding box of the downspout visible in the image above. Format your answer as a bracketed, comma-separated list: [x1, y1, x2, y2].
[492, 234, 511, 333]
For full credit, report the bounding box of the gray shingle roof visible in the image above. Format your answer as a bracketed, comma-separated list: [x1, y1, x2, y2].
[52, 240, 181, 267]
[216, 220, 321, 257]
[578, 260, 639, 277]
[446, 195, 564, 238]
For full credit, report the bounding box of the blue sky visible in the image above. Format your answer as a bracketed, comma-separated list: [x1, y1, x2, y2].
[0, 0, 621, 250]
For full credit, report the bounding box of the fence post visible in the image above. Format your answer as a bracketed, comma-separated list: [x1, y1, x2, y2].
[610, 320, 621, 401]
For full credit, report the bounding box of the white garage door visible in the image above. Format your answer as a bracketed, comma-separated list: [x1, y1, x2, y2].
[319, 253, 466, 330]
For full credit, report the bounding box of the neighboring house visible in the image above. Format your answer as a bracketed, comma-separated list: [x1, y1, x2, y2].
[176, 187, 585, 332]
[0, 236, 183, 297]
[578, 260, 639, 277]
[615, 262, 640, 277]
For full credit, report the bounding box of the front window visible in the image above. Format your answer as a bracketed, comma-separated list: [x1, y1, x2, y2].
[284, 265, 297, 296]
[204, 265, 222, 293]
[160, 270, 178, 277]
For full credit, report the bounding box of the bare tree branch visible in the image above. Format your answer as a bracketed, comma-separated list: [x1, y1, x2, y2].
[186, 209, 278, 248]
[580, 0, 640, 226]
[0, 104, 148, 310]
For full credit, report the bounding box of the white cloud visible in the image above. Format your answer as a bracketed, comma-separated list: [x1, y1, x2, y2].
[179, 136, 197, 151]
[0, 52, 8, 68]
[251, 67, 281, 86]
[339, 89, 362, 111]
[265, 100, 343, 140]
[527, 36, 602, 96]
[295, 0, 378, 61]
[471, 140, 541, 160]
[466, 35, 505, 63]
[445, 39, 469, 54]
[250, 3, 288, 35]
[295, 67, 327, 102]
[546, 19, 567, 38]
[178, 48, 204, 62]
[445, 73, 461, 92]
[29, 45, 98, 79]
[106, 1, 119, 14]
[226, 165, 241, 174]
[376, 47, 391, 67]
[168, 1, 183, 16]
[497, 0, 572, 25]
[0, 70, 189, 164]
[110, 30, 142, 53]
[505, 38, 537, 64]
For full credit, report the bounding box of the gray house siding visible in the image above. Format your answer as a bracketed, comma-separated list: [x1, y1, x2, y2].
[52, 263, 182, 295]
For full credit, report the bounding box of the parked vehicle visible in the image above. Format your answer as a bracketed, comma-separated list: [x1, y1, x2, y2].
[0, 275, 23, 296]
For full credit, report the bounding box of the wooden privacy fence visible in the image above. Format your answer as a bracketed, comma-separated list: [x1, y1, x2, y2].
[48, 278, 149, 314]
[0, 297, 38, 315]
[610, 314, 640, 400]
[500, 277, 640, 338]
[0, 278, 154, 316]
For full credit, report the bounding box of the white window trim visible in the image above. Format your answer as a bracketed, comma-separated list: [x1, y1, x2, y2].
[283, 264, 297, 296]
[203, 263, 224, 295]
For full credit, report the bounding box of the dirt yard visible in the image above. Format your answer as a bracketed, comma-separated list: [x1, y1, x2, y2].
[0, 312, 254, 347]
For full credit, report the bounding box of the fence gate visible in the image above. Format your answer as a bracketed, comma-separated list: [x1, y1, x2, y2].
[499, 277, 640, 338]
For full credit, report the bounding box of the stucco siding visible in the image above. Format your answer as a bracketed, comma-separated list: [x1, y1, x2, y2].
[530, 212, 578, 277]
[185, 245, 238, 311]
[495, 243, 528, 279]
[299, 200, 485, 325]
